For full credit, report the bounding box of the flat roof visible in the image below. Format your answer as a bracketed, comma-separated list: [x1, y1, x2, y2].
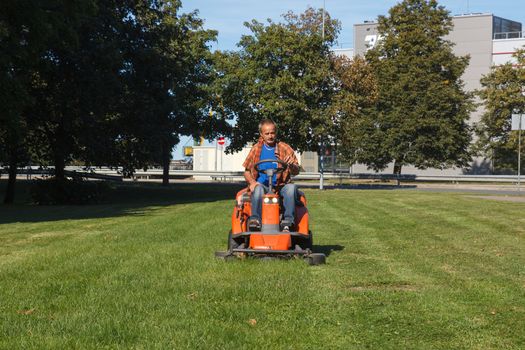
[355, 12, 498, 26]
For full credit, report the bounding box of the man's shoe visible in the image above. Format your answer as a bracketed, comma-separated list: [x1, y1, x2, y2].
[248, 216, 261, 231]
[281, 219, 293, 232]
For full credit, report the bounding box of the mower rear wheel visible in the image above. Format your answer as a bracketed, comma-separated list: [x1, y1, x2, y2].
[305, 253, 326, 266]
[305, 230, 313, 249]
[227, 230, 239, 251]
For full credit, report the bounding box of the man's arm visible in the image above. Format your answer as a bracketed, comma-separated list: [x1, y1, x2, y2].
[242, 146, 259, 192]
[282, 154, 300, 176]
[244, 169, 259, 192]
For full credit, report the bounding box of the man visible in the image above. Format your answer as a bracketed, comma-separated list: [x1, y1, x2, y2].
[242, 119, 300, 232]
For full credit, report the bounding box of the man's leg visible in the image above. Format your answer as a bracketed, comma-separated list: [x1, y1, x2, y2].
[249, 184, 268, 228]
[280, 183, 298, 229]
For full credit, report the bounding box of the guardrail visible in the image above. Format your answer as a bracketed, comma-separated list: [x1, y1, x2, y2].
[493, 31, 523, 40]
[3, 167, 524, 183]
[297, 173, 523, 183]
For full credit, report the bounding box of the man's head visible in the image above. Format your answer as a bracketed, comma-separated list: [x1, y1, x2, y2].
[259, 119, 277, 147]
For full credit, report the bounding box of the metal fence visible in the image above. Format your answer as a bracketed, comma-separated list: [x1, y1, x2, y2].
[3, 166, 525, 184]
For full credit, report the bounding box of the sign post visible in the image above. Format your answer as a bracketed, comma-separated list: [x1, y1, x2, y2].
[214, 140, 218, 171]
[217, 137, 225, 171]
[511, 114, 525, 192]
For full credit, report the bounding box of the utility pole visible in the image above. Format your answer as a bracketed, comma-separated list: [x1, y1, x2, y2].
[319, 0, 326, 191]
[322, 0, 325, 39]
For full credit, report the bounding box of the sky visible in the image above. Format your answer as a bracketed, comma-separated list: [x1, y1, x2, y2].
[174, 0, 525, 158]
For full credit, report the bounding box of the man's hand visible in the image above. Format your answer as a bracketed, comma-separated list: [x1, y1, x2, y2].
[249, 181, 259, 192]
[282, 154, 298, 171]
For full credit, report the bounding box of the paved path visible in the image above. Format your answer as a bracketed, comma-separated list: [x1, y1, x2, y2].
[465, 195, 525, 202]
[294, 181, 525, 196]
[410, 183, 525, 196]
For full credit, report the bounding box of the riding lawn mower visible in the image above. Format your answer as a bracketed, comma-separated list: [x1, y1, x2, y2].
[215, 159, 326, 265]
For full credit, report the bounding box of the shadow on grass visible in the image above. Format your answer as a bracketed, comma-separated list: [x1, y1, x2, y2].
[0, 180, 245, 224]
[313, 244, 344, 257]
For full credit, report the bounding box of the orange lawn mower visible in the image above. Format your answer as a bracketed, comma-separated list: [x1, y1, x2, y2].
[215, 159, 326, 265]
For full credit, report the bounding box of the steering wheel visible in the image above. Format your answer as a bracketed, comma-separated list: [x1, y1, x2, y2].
[254, 159, 287, 175]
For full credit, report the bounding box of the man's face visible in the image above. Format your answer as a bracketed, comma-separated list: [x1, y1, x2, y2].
[260, 123, 277, 146]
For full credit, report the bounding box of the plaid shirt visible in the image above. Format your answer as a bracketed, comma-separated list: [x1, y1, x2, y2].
[243, 138, 299, 188]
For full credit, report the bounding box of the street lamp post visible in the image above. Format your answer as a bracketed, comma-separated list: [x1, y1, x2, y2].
[319, 141, 324, 190]
[519, 116, 522, 192]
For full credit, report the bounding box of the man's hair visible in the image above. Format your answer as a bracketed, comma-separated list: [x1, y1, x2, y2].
[258, 118, 277, 132]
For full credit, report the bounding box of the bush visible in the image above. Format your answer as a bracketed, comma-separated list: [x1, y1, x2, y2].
[30, 177, 112, 205]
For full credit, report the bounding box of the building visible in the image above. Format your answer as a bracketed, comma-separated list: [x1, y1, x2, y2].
[346, 13, 525, 175]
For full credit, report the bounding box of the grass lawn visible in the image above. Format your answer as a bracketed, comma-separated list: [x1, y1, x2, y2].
[1, 180, 524, 349]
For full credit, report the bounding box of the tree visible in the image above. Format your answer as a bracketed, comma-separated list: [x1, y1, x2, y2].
[364, 0, 473, 174]
[23, 1, 217, 187]
[26, 1, 126, 181]
[331, 55, 380, 166]
[476, 49, 525, 173]
[0, 0, 84, 203]
[116, 1, 217, 185]
[215, 7, 340, 153]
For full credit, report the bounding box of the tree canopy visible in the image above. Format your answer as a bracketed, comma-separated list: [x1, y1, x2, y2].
[1, 0, 217, 203]
[363, 0, 473, 174]
[214, 7, 341, 153]
[476, 49, 525, 173]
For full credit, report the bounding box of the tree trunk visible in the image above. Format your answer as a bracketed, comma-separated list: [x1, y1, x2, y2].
[3, 149, 18, 204]
[54, 152, 65, 180]
[162, 142, 171, 186]
[393, 159, 402, 175]
[53, 119, 67, 180]
[393, 159, 402, 186]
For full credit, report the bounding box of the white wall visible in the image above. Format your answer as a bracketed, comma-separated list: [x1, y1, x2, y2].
[193, 144, 305, 172]
[193, 145, 252, 172]
[492, 38, 525, 65]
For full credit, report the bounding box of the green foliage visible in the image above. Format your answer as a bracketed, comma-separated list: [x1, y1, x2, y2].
[332, 55, 380, 165]
[364, 0, 473, 174]
[214, 7, 341, 152]
[1, 1, 218, 200]
[26, 0, 117, 179]
[0, 0, 91, 202]
[476, 50, 525, 173]
[30, 177, 112, 205]
[116, 2, 218, 176]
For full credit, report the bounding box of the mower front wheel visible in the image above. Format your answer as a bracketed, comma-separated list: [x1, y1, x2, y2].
[215, 251, 235, 261]
[305, 253, 326, 266]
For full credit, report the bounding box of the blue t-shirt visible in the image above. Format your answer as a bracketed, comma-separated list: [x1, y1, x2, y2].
[257, 144, 278, 186]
